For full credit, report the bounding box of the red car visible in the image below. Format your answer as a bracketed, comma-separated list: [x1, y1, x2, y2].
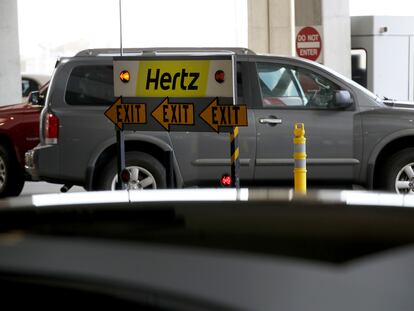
[0, 83, 48, 197]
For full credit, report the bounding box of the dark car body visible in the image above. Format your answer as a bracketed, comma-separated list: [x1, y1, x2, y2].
[0, 189, 414, 310]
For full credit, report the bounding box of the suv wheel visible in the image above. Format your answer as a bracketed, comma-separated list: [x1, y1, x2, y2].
[0, 145, 25, 197]
[381, 148, 414, 194]
[97, 151, 166, 190]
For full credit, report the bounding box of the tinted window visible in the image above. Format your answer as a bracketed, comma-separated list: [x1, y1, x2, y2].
[237, 62, 243, 101]
[22, 78, 39, 97]
[65, 65, 114, 106]
[297, 69, 340, 108]
[351, 49, 367, 88]
[257, 62, 340, 109]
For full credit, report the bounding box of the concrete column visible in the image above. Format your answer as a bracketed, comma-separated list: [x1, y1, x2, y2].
[0, 0, 21, 105]
[268, 0, 295, 56]
[248, 0, 269, 54]
[248, 0, 351, 77]
[295, 0, 322, 26]
[248, 0, 295, 55]
[295, 0, 351, 77]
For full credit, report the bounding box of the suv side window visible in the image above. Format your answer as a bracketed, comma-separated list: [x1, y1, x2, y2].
[256, 62, 340, 109]
[65, 65, 114, 106]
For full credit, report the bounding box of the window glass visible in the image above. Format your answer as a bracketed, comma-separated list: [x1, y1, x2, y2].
[65, 65, 114, 106]
[296, 69, 340, 108]
[22, 78, 39, 97]
[236, 62, 243, 101]
[257, 63, 303, 107]
[257, 62, 340, 109]
[259, 67, 299, 97]
[351, 49, 367, 88]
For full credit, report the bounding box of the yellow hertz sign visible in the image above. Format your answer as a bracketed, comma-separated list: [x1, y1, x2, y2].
[114, 59, 233, 98]
[137, 60, 209, 97]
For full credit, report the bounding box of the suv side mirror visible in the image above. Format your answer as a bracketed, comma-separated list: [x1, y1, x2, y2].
[28, 91, 44, 106]
[333, 90, 353, 108]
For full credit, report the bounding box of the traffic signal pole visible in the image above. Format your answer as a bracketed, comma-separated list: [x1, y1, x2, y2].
[230, 54, 241, 189]
[230, 126, 240, 189]
[116, 2, 125, 191]
[115, 96, 126, 190]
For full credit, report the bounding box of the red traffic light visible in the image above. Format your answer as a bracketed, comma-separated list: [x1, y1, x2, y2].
[220, 174, 232, 187]
[120, 168, 130, 183]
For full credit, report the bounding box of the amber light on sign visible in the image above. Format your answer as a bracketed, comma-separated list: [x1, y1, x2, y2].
[119, 70, 130, 83]
[215, 70, 225, 83]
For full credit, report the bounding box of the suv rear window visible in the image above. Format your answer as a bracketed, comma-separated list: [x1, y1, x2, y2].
[65, 65, 114, 106]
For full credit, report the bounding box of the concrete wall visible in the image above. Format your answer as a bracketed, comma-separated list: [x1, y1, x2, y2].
[248, 0, 351, 78]
[0, 0, 21, 105]
[320, 0, 351, 78]
[352, 16, 414, 100]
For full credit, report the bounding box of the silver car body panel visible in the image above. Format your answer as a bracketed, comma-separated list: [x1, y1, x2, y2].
[27, 52, 414, 189]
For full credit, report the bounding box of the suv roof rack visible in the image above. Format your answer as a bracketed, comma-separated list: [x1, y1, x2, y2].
[75, 47, 255, 57]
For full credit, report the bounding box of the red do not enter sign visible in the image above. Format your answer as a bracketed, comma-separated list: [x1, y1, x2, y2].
[296, 26, 322, 62]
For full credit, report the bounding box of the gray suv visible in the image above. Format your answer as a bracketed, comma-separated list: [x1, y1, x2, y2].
[25, 48, 414, 194]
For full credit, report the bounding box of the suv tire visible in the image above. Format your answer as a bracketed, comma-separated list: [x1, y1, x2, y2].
[381, 148, 414, 194]
[97, 151, 166, 190]
[0, 145, 25, 197]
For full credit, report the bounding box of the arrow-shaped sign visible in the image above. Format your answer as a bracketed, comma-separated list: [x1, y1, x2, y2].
[104, 97, 147, 130]
[199, 98, 248, 133]
[152, 97, 195, 131]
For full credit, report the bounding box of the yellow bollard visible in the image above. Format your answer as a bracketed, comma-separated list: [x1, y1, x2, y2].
[293, 123, 307, 194]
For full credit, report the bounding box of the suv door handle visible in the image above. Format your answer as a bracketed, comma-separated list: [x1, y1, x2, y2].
[259, 118, 282, 125]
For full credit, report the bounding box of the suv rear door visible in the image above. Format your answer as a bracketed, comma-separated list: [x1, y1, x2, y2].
[53, 60, 117, 183]
[249, 57, 362, 186]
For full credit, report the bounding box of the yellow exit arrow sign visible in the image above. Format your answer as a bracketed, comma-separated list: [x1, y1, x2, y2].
[152, 97, 195, 131]
[104, 97, 147, 130]
[199, 98, 248, 133]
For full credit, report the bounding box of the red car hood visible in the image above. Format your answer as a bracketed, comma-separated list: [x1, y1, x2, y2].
[0, 102, 30, 112]
[0, 103, 41, 118]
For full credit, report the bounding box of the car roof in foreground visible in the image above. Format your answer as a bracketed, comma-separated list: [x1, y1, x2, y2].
[3, 187, 413, 208]
[0, 188, 414, 310]
[0, 188, 414, 263]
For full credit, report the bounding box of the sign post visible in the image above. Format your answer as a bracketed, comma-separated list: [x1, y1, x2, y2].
[230, 54, 240, 189]
[115, 116, 125, 190]
[108, 55, 248, 189]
